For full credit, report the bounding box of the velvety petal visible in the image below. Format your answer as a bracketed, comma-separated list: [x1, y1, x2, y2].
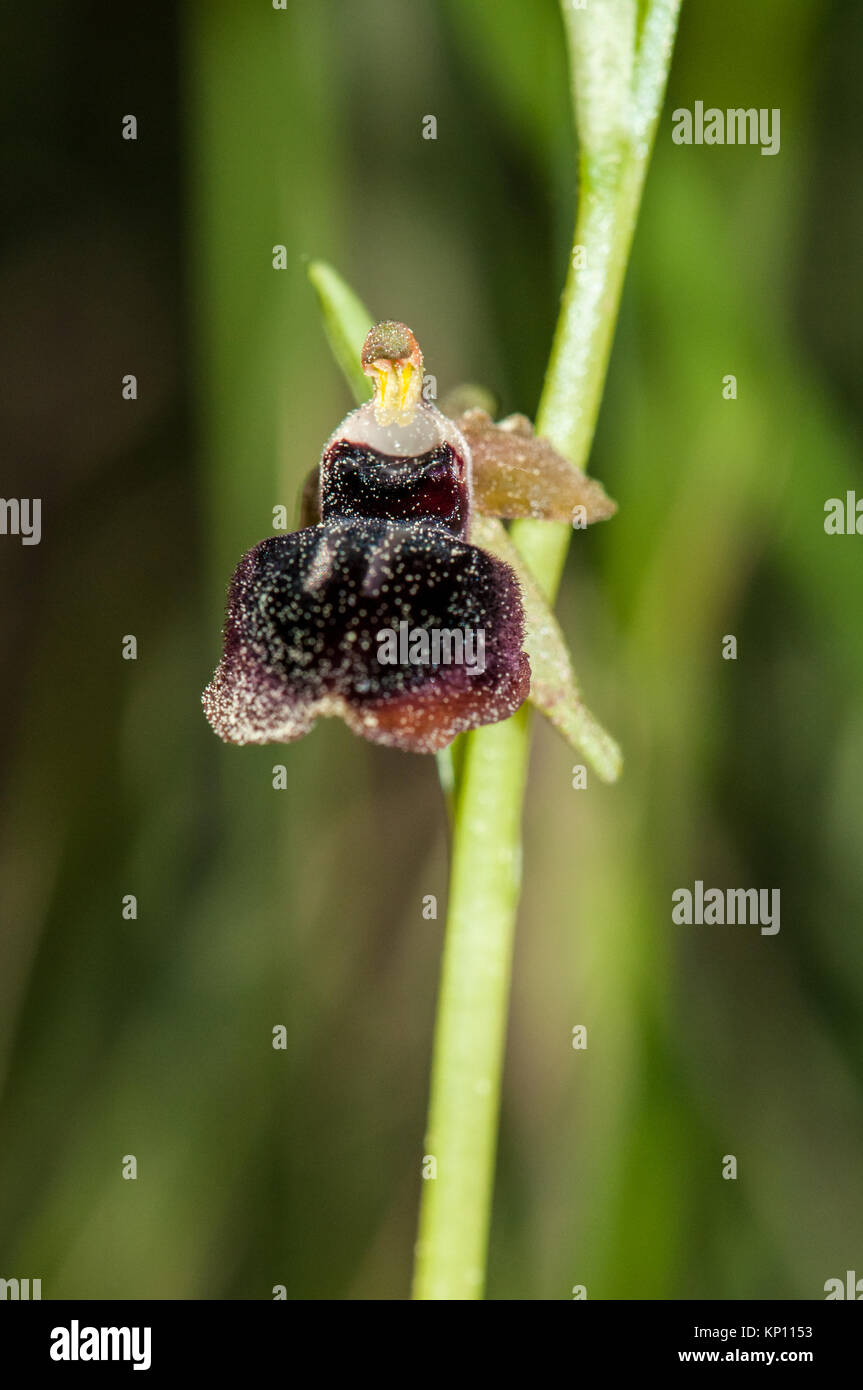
[319, 395, 472, 539]
[321, 439, 469, 537]
[203, 519, 530, 754]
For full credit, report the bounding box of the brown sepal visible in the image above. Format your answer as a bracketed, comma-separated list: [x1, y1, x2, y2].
[455, 409, 617, 525]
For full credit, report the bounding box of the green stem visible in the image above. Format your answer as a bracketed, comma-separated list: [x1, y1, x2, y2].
[514, 158, 645, 598]
[413, 0, 680, 1301]
[413, 711, 530, 1299]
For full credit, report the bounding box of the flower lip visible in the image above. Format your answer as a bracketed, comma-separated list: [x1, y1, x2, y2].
[202, 519, 530, 754]
[320, 438, 470, 539]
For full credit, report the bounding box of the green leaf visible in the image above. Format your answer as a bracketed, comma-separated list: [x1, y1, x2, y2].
[307, 259, 374, 406]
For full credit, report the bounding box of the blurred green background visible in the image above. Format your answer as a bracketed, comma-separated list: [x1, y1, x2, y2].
[1, 0, 861, 1299]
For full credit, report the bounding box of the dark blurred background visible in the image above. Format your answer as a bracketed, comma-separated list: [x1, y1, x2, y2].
[1, 0, 861, 1299]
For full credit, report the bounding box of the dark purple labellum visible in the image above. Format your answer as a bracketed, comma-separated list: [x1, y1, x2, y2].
[320, 440, 469, 539]
[203, 519, 530, 754]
